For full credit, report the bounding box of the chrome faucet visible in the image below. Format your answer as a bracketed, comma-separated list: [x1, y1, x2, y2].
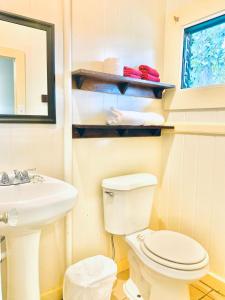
[13, 170, 23, 183]
[13, 169, 31, 184]
[21, 170, 29, 181]
[0, 169, 34, 186]
[0, 172, 11, 186]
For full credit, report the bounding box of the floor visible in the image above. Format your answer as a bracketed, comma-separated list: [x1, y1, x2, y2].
[111, 271, 225, 300]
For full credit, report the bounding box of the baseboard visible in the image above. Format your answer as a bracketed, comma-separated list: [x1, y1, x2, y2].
[41, 286, 62, 300]
[201, 272, 225, 295]
[209, 272, 225, 285]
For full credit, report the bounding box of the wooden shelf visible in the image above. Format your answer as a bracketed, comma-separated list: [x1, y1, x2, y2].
[72, 124, 174, 138]
[72, 69, 175, 99]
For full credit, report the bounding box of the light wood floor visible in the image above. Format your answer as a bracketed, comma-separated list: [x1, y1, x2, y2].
[111, 271, 225, 300]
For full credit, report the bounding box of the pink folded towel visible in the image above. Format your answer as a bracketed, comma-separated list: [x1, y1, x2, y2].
[124, 74, 141, 79]
[141, 73, 160, 82]
[139, 65, 160, 77]
[123, 66, 142, 77]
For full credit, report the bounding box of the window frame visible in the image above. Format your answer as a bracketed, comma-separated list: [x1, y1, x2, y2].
[181, 13, 225, 89]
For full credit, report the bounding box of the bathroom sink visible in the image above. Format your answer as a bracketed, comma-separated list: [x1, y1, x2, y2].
[0, 175, 78, 300]
[0, 175, 78, 233]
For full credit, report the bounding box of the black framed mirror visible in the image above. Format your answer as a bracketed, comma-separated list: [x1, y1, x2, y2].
[0, 10, 56, 123]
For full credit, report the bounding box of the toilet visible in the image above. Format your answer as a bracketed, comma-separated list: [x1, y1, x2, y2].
[102, 173, 209, 300]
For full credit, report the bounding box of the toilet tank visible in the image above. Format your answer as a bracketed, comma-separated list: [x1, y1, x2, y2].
[102, 173, 157, 235]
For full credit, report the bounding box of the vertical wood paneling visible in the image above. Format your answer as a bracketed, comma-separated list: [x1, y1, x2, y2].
[71, 0, 166, 267]
[209, 136, 225, 277]
[159, 134, 173, 228]
[192, 136, 215, 250]
[177, 135, 199, 238]
[167, 135, 185, 231]
[160, 132, 225, 280]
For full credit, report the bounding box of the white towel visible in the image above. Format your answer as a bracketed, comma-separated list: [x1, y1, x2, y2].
[107, 108, 165, 126]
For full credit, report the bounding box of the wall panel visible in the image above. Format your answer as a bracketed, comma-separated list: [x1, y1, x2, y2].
[160, 132, 225, 279]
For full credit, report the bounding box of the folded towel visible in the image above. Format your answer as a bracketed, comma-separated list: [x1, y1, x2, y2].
[141, 73, 160, 82]
[123, 66, 142, 77]
[139, 65, 160, 77]
[107, 107, 165, 126]
[124, 74, 141, 79]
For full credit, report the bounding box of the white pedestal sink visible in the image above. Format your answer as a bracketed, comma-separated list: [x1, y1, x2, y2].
[0, 175, 78, 300]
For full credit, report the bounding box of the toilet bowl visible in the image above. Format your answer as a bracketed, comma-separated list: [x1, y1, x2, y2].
[102, 173, 209, 300]
[124, 229, 209, 300]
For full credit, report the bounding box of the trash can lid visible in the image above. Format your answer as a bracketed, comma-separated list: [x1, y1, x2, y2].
[65, 255, 117, 287]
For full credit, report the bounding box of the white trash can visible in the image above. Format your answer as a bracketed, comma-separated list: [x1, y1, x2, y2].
[63, 255, 117, 300]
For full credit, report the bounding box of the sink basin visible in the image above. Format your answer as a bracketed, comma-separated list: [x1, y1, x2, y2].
[0, 175, 77, 233]
[0, 175, 78, 300]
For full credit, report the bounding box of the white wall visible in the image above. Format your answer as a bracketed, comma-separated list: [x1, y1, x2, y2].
[158, 0, 225, 281]
[71, 0, 166, 268]
[166, 0, 194, 12]
[0, 0, 65, 295]
[160, 113, 225, 280]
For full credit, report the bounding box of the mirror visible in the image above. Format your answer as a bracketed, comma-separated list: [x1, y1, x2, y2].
[0, 11, 55, 123]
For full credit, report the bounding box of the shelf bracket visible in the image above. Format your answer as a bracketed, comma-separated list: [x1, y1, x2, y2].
[117, 82, 129, 95]
[151, 129, 161, 136]
[117, 129, 127, 136]
[74, 75, 85, 89]
[153, 88, 164, 99]
[76, 128, 86, 137]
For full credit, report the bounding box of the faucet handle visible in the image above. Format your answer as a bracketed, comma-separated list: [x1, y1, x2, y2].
[13, 170, 23, 181]
[13, 169, 20, 176]
[23, 168, 37, 182]
[0, 172, 10, 186]
[21, 170, 29, 181]
[13, 169, 31, 184]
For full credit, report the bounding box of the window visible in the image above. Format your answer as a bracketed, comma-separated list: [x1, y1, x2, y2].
[182, 14, 225, 89]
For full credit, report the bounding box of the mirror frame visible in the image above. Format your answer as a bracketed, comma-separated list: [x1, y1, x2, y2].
[0, 10, 56, 123]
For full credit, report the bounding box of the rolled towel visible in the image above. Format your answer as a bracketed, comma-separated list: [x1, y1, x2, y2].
[139, 65, 160, 77]
[107, 107, 165, 126]
[141, 73, 160, 82]
[104, 57, 122, 75]
[123, 66, 142, 77]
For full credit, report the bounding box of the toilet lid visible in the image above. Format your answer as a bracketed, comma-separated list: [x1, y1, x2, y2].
[142, 230, 207, 265]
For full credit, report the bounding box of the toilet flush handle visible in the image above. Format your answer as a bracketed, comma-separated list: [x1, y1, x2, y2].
[104, 191, 114, 197]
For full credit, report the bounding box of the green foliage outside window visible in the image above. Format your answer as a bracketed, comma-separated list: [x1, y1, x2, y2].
[182, 15, 225, 89]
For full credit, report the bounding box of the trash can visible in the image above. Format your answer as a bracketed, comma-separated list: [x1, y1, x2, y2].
[63, 255, 117, 300]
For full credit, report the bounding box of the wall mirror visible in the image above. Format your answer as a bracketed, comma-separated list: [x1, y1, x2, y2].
[0, 11, 55, 123]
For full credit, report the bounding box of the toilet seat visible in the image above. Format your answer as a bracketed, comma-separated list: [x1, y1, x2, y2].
[139, 230, 209, 271]
[126, 229, 209, 281]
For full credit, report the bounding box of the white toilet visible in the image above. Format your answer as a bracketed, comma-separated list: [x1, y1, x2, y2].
[102, 173, 209, 300]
